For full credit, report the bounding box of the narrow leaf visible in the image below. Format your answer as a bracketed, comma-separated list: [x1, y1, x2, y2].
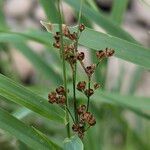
[0, 74, 66, 124]
[63, 136, 83, 150]
[0, 107, 61, 150]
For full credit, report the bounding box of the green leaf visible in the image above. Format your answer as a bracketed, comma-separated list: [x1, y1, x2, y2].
[0, 107, 61, 150]
[92, 91, 150, 119]
[63, 135, 83, 150]
[0, 74, 66, 124]
[45, 25, 150, 69]
[0, 31, 62, 83]
[111, 0, 129, 25]
[64, 0, 138, 44]
[39, 0, 59, 23]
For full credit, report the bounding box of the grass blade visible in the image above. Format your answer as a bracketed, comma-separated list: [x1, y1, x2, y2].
[111, 0, 129, 25]
[39, 0, 59, 23]
[0, 74, 66, 124]
[63, 135, 83, 150]
[64, 0, 138, 44]
[0, 107, 61, 150]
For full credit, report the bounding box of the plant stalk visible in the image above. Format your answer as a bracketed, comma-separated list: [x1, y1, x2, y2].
[73, 0, 84, 123]
[57, 0, 70, 138]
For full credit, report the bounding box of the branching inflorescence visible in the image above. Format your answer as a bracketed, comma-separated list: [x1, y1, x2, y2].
[48, 24, 115, 139]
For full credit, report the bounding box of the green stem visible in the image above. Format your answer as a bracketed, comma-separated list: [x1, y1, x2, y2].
[73, 0, 84, 123]
[57, 0, 70, 138]
[87, 77, 91, 111]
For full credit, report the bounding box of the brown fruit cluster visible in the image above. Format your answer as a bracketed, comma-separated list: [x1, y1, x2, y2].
[72, 105, 96, 139]
[77, 81, 100, 98]
[96, 48, 115, 60]
[48, 86, 66, 105]
[48, 23, 115, 139]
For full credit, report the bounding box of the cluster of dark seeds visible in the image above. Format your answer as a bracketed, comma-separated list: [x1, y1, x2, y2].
[48, 86, 66, 105]
[72, 105, 96, 138]
[48, 23, 115, 139]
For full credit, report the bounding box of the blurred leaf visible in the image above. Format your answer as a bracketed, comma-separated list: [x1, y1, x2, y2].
[39, 0, 59, 23]
[12, 107, 32, 119]
[0, 74, 66, 124]
[92, 91, 150, 119]
[0, 107, 61, 150]
[64, 0, 138, 44]
[111, 0, 129, 25]
[0, 31, 62, 83]
[63, 135, 83, 150]
[48, 25, 150, 69]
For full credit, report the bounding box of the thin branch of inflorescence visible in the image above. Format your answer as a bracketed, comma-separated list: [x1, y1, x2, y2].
[57, 0, 71, 138]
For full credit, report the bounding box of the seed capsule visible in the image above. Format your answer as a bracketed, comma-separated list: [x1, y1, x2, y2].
[85, 64, 96, 77]
[77, 105, 87, 115]
[53, 42, 60, 49]
[94, 83, 100, 90]
[105, 48, 115, 57]
[58, 95, 66, 105]
[56, 86, 65, 95]
[62, 25, 70, 37]
[69, 32, 77, 40]
[77, 81, 86, 91]
[48, 92, 57, 104]
[77, 52, 85, 61]
[96, 50, 106, 59]
[85, 89, 94, 97]
[79, 23, 85, 32]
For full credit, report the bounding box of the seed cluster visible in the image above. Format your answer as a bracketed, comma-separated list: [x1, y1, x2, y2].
[72, 105, 96, 138]
[48, 86, 66, 105]
[48, 23, 115, 139]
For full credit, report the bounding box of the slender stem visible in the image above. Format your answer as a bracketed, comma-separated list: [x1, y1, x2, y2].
[87, 77, 91, 111]
[57, 0, 70, 138]
[72, 0, 84, 122]
[65, 106, 75, 123]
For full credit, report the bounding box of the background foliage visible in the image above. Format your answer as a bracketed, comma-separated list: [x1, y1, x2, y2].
[0, 0, 150, 149]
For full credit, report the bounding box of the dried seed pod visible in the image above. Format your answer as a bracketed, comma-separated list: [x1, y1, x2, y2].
[85, 64, 96, 77]
[78, 130, 84, 139]
[94, 83, 100, 90]
[88, 116, 96, 126]
[72, 124, 79, 132]
[96, 50, 106, 59]
[80, 112, 91, 122]
[53, 42, 60, 49]
[77, 105, 86, 115]
[79, 23, 85, 32]
[69, 32, 77, 40]
[105, 48, 115, 57]
[48, 92, 57, 104]
[56, 86, 65, 95]
[77, 52, 85, 61]
[85, 88, 94, 97]
[62, 25, 70, 37]
[58, 95, 66, 105]
[77, 81, 86, 91]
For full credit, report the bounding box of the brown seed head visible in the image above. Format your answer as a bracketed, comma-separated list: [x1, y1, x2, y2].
[77, 81, 86, 91]
[96, 50, 106, 59]
[53, 42, 60, 49]
[105, 48, 115, 57]
[62, 25, 70, 37]
[69, 32, 77, 41]
[58, 95, 66, 105]
[88, 116, 96, 126]
[48, 92, 57, 104]
[85, 64, 96, 77]
[79, 23, 85, 32]
[94, 83, 100, 90]
[72, 124, 79, 132]
[56, 86, 65, 95]
[77, 52, 85, 61]
[85, 89, 94, 97]
[77, 105, 87, 115]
